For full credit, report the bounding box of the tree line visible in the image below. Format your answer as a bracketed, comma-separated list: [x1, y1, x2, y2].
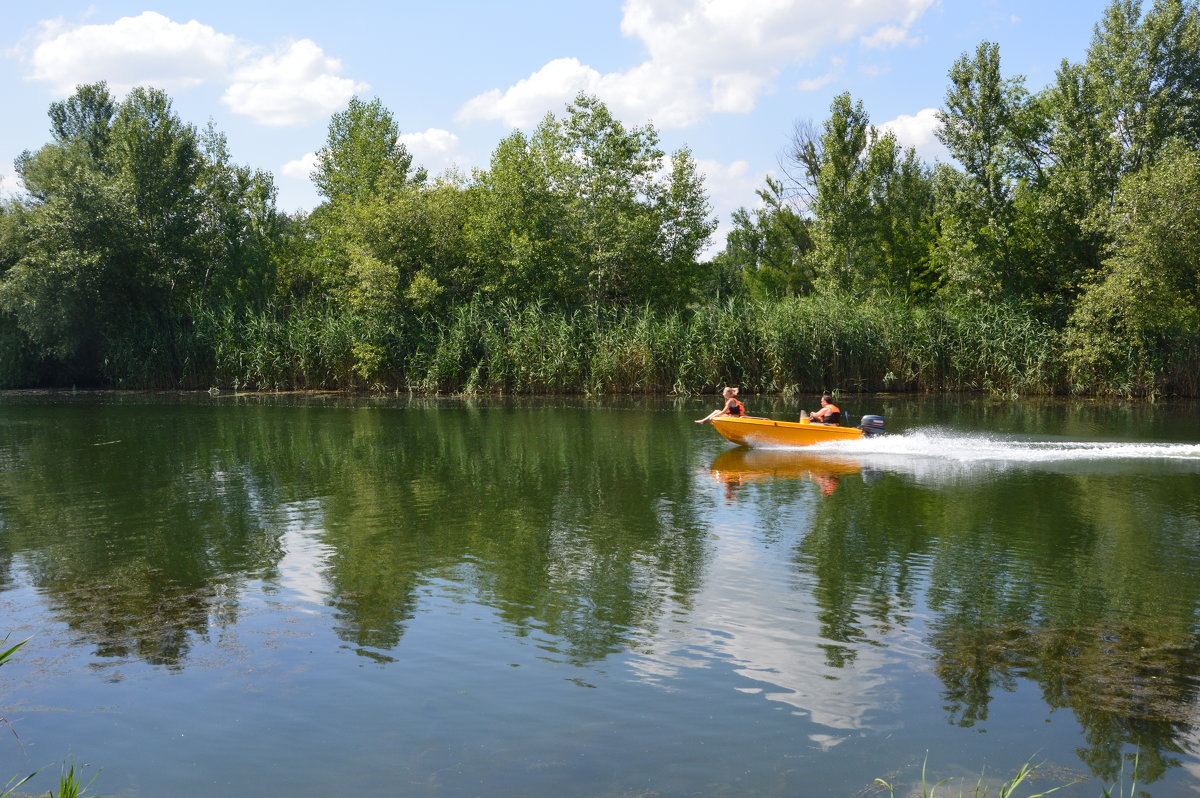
[2, 0, 1199, 395]
[719, 0, 1200, 394]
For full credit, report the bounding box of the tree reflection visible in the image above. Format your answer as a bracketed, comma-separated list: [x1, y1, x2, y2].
[0, 401, 287, 670]
[0, 397, 710, 670]
[792, 465, 1200, 784]
[306, 401, 710, 664]
[3, 394, 1199, 786]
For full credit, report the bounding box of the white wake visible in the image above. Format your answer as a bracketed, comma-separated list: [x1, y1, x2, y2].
[808, 429, 1200, 462]
[777, 429, 1200, 479]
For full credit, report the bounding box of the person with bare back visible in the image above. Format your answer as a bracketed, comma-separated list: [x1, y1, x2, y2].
[695, 387, 745, 424]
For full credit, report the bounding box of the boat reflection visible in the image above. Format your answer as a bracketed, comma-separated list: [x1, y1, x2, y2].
[710, 447, 862, 498]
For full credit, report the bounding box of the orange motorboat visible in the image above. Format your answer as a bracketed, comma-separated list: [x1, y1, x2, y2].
[710, 414, 884, 448]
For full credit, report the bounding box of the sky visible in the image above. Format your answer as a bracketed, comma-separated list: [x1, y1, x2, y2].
[1, 1, 1112, 248]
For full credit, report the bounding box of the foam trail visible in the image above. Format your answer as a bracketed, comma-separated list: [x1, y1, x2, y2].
[794, 429, 1200, 471]
[738, 426, 1200, 484]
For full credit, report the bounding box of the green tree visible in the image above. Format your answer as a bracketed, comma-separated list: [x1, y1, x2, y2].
[194, 124, 280, 307]
[653, 146, 714, 305]
[777, 95, 936, 299]
[0, 201, 28, 278]
[1013, 60, 1113, 316]
[1086, 0, 1200, 174]
[312, 96, 425, 205]
[861, 131, 937, 298]
[466, 124, 573, 303]
[811, 92, 871, 289]
[715, 176, 814, 299]
[559, 94, 714, 306]
[0, 201, 40, 387]
[108, 87, 206, 293]
[469, 93, 714, 308]
[0, 83, 279, 383]
[304, 95, 452, 322]
[4, 83, 147, 370]
[1024, 0, 1200, 317]
[1064, 145, 1200, 394]
[933, 42, 1031, 303]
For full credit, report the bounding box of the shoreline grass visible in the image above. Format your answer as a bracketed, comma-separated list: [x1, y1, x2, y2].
[6, 296, 1198, 397]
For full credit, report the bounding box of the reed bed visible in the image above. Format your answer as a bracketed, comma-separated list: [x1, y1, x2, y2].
[177, 296, 1066, 395]
[11, 295, 1193, 395]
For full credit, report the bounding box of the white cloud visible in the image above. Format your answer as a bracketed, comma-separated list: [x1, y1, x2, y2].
[22, 11, 240, 95]
[458, 58, 603, 129]
[860, 24, 919, 49]
[710, 71, 769, 113]
[17, 12, 367, 128]
[222, 39, 368, 127]
[459, 0, 934, 129]
[280, 151, 319, 181]
[797, 57, 846, 92]
[398, 128, 467, 174]
[877, 107, 949, 163]
[0, 170, 25, 198]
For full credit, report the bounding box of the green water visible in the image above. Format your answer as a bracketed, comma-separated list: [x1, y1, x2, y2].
[1, 393, 1199, 797]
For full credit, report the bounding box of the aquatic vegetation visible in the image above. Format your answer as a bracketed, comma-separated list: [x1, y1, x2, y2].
[1, 639, 101, 798]
[50, 756, 101, 798]
[0, 635, 27, 667]
[874, 758, 1065, 798]
[190, 296, 1066, 396]
[0, 636, 39, 798]
[874, 752, 1144, 798]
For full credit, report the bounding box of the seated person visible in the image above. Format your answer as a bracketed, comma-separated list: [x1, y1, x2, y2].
[696, 386, 745, 424]
[803, 393, 841, 425]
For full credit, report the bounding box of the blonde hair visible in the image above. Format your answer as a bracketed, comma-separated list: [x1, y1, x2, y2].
[723, 386, 739, 396]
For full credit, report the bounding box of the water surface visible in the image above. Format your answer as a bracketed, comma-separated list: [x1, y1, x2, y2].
[1, 393, 1198, 796]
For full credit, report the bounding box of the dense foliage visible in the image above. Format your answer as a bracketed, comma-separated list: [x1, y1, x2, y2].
[2, 0, 1199, 395]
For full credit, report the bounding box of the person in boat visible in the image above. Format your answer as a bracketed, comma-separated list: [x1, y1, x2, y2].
[803, 393, 842, 425]
[695, 386, 745, 424]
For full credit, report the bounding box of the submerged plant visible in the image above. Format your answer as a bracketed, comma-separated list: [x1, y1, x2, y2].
[1, 637, 103, 798]
[1100, 752, 1139, 798]
[0, 635, 29, 738]
[872, 751, 1154, 798]
[0, 771, 39, 798]
[0, 635, 27, 667]
[874, 755, 1066, 798]
[51, 756, 101, 798]
[0, 636, 38, 796]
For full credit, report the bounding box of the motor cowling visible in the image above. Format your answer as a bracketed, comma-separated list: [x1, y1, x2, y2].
[858, 414, 885, 437]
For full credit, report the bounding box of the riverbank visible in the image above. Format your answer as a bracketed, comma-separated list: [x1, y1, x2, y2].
[6, 296, 1199, 398]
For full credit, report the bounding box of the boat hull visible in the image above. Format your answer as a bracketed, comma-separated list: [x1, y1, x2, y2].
[710, 416, 864, 447]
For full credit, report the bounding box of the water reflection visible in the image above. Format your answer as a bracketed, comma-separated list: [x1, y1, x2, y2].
[788, 441, 1200, 783]
[0, 395, 1198, 790]
[0, 399, 711, 670]
[710, 448, 861, 498]
[0, 402, 286, 669]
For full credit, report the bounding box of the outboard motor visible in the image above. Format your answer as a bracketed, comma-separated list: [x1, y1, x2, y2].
[858, 414, 885, 437]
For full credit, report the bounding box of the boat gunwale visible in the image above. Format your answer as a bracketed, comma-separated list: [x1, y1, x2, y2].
[710, 415, 865, 446]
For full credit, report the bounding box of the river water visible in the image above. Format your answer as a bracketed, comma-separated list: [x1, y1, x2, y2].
[1, 393, 1198, 796]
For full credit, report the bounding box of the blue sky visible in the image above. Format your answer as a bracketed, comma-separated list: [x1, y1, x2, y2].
[2, 1, 1110, 247]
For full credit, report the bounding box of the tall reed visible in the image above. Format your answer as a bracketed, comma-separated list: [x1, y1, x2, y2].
[28, 294, 1187, 396]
